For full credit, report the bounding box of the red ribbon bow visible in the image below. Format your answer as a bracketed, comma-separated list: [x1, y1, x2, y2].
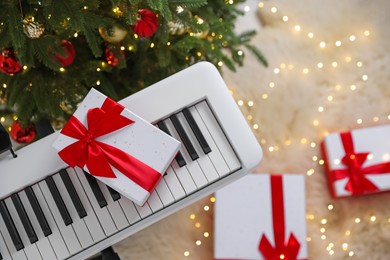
[259, 175, 301, 260]
[330, 132, 390, 195]
[58, 97, 161, 192]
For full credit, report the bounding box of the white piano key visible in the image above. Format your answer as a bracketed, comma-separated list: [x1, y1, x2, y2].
[96, 182, 129, 231]
[154, 177, 175, 206]
[189, 105, 230, 176]
[38, 181, 82, 255]
[74, 168, 117, 237]
[0, 215, 27, 260]
[0, 229, 12, 260]
[67, 168, 105, 243]
[164, 119, 199, 192]
[18, 191, 57, 260]
[32, 185, 69, 260]
[177, 112, 220, 182]
[163, 167, 186, 201]
[117, 198, 141, 225]
[134, 203, 152, 219]
[166, 117, 208, 188]
[4, 198, 42, 260]
[196, 102, 241, 173]
[147, 191, 164, 212]
[52, 174, 94, 248]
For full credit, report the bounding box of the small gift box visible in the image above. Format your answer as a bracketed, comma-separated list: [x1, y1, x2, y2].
[321, 124, 390, 198]
[214, 174, 307, 260]
[53, 88, 180, 206]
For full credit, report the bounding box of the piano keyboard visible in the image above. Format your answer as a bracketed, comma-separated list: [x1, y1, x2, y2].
[0, 62, 262, 260]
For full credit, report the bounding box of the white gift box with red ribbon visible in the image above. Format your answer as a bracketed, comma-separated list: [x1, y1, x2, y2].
[214, 174, 307, 260]
[321, 124, 390, 198]
[53, 88, 180, 206]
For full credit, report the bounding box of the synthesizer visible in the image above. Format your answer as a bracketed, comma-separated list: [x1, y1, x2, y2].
[0, 62, 262, 260]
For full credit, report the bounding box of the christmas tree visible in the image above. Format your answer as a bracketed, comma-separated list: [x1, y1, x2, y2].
[0, 0, 266, 131]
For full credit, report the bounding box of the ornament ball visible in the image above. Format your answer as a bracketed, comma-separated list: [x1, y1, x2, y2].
[0, 49, 22, 75]
[10, 121, 37, 144]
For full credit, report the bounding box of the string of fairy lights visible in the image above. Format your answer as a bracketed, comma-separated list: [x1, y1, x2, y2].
[181, 1, 390, 258]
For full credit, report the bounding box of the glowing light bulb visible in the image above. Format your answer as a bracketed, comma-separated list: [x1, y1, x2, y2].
[349, 35, 356, 41]
[342, 243, 348, 251]
[269, 82, 275, 88]
[357, 118, 363, 124]
[308, 32, 314, 38]
[294, 25, 301, 31]
[350, 85, 357, 91]
[282, 16, 288, 22]
[319, 42, 326, 48]
[196, 240, 202, 245]
[328, 204, 333, 210]
[274, 68, 280, 74]
[362, 75, 368, 81]
[370, 216, 376, 222]
[204, 232, 209, 237]
[303, 68, 309, 74]
[335, 40, 341, 47]
[321, 218, 327, 224]
[364, 30, 370, 36]
[357, 61, 363, 67]
[248, 101, 254, 106]
[190, 214, 196, 220]
[184, 251, 190, 256]
[258, 2, 264, 8]
[237, 100, 244, 106]
[332, 62, 338, 68]
[271, 7, 277, 13]
[317, 62, 324, 68]
[318, 106, 324, 112]
[354, 218, 361, 223]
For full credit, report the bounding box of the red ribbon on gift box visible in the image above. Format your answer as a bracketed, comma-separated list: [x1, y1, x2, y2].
[258, 175, 303, 260]
[330, 132, 390, 195]
[58, 97, 161, 192]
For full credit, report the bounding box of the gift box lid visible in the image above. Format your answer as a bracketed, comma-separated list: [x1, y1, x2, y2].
[214, 174, 307, 260]
[53, 88, 181, 206]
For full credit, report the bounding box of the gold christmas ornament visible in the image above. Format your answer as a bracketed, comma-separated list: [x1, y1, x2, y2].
[22, 17, 45, 38]
[167, 21, 186, 35]
[190, 16, 209, 39]
[98, 25, 127, 43]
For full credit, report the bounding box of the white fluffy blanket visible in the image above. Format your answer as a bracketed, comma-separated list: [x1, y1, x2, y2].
[114, 0, 390, 259]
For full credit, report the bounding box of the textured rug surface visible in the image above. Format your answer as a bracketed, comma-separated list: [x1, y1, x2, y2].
[114, 0, 390, 259]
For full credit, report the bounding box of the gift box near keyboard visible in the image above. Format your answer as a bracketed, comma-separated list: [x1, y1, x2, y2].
[214, 174, 307, 260]
[321, 124, 390, 198]
[53, 88, 181, 206]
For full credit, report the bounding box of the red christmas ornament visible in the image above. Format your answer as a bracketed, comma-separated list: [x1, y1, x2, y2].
[104, 47, 125, 67]
[55, 40, 76, 67]
[0, 48, 22, 75]
[10, 121, 37, 144]
[132, 9, 159, 37]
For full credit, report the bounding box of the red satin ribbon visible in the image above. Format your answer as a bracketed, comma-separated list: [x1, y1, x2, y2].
[330, 132, 390, 195]
[58, 97, 162, 192]
[258, 175, 301, 260]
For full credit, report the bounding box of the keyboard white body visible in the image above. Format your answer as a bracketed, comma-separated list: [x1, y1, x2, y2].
[0, 62, 262, 260]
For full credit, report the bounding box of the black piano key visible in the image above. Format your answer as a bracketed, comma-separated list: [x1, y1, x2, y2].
[83, 171, 108, 208]
[59, 169, 87, 219]
[11, 194, 38, 244]
[170, 114, 199, 161]
[45, 176, 73, 226]
[24, 187, 52, 237]
[182, 107, 212, 154]
[0, 200, 24, 251]
[107, 186, 121, 201]
[157, 120, 186, 167]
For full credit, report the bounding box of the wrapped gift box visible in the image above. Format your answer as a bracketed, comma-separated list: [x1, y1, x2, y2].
[53, 88, 180, 206]
[214, 174, 307, 260]
[321, 124, 390, 198]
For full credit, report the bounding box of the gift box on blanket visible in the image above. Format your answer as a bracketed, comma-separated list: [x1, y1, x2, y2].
[214, 174, 307, 260]
[53, 88, 181, 206]
[321, 124, 390, 198]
